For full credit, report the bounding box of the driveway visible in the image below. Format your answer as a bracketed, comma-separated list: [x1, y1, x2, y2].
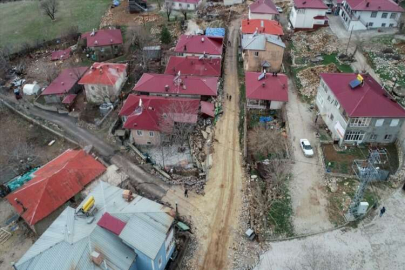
[286, 79, 333, 234]
[254, 188, 405, 270]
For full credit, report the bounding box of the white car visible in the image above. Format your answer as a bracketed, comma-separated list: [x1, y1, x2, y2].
[300, 139, 314, 157]
[276, 6, 283, 13]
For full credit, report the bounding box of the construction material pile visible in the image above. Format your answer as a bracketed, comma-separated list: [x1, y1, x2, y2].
[297, 63, 339, 98]
[292, 28, 340, 58]
[167, 175, 207, 195]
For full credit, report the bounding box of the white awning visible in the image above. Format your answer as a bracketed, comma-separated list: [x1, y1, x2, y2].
[334, 121, 345, 139]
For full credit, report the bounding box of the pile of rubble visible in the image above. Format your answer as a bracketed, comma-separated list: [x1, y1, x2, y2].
[297, 63, 339, 98]
[189, 119, 214, 170]
[167, 174, 207, 195]
[292, 28, 340, 58]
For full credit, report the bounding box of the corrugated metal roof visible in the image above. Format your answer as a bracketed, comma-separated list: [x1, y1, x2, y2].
[242, 34, 285, 50]
[15, 182, 174, 270]
[205, 28, 225, 37]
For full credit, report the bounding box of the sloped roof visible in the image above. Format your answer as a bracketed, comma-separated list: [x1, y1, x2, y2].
[320, 73, 405, 118]
[241, 19, 284, 36]
[81, 29, 123, 47]
[15, 182, 175, 270]
[205, 28, 226, 37]
[7, 150, 106, 226]
[133, 73, 218, 96]
[201, 101, 215, 117]
[293, 0, 328, 9]
[78, 63, 127, 86]
[41, 67, 88, 95]
[345, 0, 403, 12]
[51, 48, 71, 61]
[164, 56, 221, 77]
[242, 34, 285, 50]
[175, 35, 224, 55]
[119, 95, 200, 131]
[62, 94, 77, 104]
[245, 72, 289, 102]
[249, 0, 279, 14]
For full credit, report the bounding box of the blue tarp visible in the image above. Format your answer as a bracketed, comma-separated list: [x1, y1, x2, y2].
[259, 116, 273, 123]
[7, 167, 38, 192]
[205, 28, 226, 37]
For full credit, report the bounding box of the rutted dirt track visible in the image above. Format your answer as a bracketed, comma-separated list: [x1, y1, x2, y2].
[162, 19, 243, 270]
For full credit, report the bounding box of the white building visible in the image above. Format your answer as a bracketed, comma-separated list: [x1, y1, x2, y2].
[166, 0, 202, 10]
[289, 0, 329, 30]
[339, 0, 404, 30]
[224, 0, 243, 6]
[248, 0, 279, 20]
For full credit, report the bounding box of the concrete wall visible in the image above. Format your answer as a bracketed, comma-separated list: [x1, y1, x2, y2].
[131, 129, 162, 145]
[243, 42, 284, 72]
[290, 7, 327, 29]
[346, 118, 404, 144]
[270, 100, 283, 110]
[248, 9, 275, 20]
[84, 73, 125, 104]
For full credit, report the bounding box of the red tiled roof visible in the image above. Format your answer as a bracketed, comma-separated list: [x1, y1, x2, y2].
[249, 0, 279, 14]
[133, 73, 218, 96]
[293, 0, 328, 9]
[175, 35, 223, 56]
[62, 94, 77, 104]
[345, 0, 403, 12]
[7, 150, 106, 226]
[241, 19, 284, 36]
[81, 29, 123, 47]
[51, 48, 71, 61]
[164, 56, 221, 77]
[41, 67, 88, 96]
[321, 73, 405, 118]
[78, 63, 127, 86]
[201, 101, 215, 117]
[245, 72, 288, 102]
[119, 95, 200, 131]
[97, 212, 126, 235]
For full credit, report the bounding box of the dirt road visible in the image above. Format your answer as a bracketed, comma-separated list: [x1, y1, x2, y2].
[286, 79, 333, 234]
[162, 20, 244, 270]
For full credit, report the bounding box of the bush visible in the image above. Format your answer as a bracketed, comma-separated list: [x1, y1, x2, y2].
[160, 26, 172, 45]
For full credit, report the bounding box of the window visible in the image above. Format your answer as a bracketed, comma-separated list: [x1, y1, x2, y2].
[91, 86, 95, 90]
[149, 131, 154, 137]
[334, 100, 340, 108]
[370, 134, 378, 140]
[136, 130, 143, 136]
[254, 51, 259, 57]
[317, 95, 324, 107]
[330, 114, 334, 121]
[158, 256, 163, 268]
[297, 9, 305, 14]
[371, 11, 377, 18]
[390, 119, 399, 127]
[187, 4, 190, 7]
[389, 23, 394, 27]
[350, 117, 371, 127]
[382, 23, 386, 27]
[381, 13, 388, 18]
[390, 13, 397, 19]
[345, 131, 365, 141]
[384, 134, 392, 140]
[368, 22, 374, 27]
[321, 80, 328, 93]
[327, 95, 331, 101]
[375, 119, 384, 127]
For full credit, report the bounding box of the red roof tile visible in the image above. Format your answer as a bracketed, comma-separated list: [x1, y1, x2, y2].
[51, 48, 72, 61]
[119, 95, 200, 131]
[245, 72, 288, 102]
[62, 94, 77, 104]
[79, 63, 127, 86]
[81, 29, 123, 47]
[249, 0, 279, 14]
[7, 150, 106, 226]
[321, 73, 405, 118]
[345, 0, 403, 12]
[293, 0, 328, 9]
[175, 35, 223, 56]
[97, 212, 126, 235]
[164, 56, 221, 77]
[201, 101, 215, 117]
[133, 73, 218, 96]
[41, 67, 88, 96]
[241, 19, 284, 36]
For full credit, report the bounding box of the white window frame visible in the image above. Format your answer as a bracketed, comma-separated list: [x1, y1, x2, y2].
[149, 131, 155, 137]
[330, 114, 334, 121]
[390, 13, 397, 19]
[389, 23, 394, 27]
[368, 22, 374, 27]
[382, 23, 386, 27]
[384, 134, 392, 140]
[345, 131, 365, 141]
[317, 95, 324, 108]
[327, 95, 331, 102]
[375, 119, 384, 127]
[381, 13, 388, 18]
[389, 119, 399, 126]
[349, 117, 371, 127]
[334, 100, 340, 108]
[254, 51, 259, 57]
[158, 256, 163, 268]
[371, 11, 377, 18]
[136, 130, 143, 136]
[370, 134, 378, 140]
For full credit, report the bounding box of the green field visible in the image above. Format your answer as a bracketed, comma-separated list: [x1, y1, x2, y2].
[0, 0, 111, 51]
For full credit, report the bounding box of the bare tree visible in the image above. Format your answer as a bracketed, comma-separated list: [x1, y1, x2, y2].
[0, 138, 39, 176]
[248, 126, 287, 159]
[164, 2, 173, 22]
[124, 25, 154, 69]
[179, 7, 188, 21]
[40, 0, 59, 21]
[28, 61, 59, 83]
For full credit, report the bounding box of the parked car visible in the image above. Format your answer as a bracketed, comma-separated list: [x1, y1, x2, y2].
[276, 6, 283, 13]
[300, 139, 314, 157]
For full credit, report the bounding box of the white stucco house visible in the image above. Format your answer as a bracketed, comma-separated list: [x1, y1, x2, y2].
[166, 0, 202, 10]
[78, 63, 128, 104]
[224, 0, 243, 6]
[248, 0, 279, 20]
[289, 0, 329, 30]
[339, 0, 404, 30]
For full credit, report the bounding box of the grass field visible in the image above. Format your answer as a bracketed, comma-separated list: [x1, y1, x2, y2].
[0, 0, 111, 51]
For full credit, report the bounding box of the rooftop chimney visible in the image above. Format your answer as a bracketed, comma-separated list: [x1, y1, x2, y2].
[61, 82, 64, 85]
[262, 82, 266, 88]
[201, 37, 205, 42]
[282, 84, 286, 89]
[366, 2, 370, 7]
[303, 1, 306, 4]
[184, 45, 187, 51]
[95, 40, 98, 45]
[165, 85, 170, 91]
[91, 251, 103, 266]
[110, 39, 113, 43]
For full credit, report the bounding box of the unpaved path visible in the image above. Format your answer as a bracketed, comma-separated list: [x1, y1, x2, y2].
[286, 79, 333, 234]
[162, 20, 244, 270]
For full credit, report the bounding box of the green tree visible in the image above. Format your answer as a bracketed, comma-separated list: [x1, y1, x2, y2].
[160, 26, 172, 45]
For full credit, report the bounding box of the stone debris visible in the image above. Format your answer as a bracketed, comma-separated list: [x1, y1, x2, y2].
[297, 63, 339, 98]
[167, 174, 207, 195]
